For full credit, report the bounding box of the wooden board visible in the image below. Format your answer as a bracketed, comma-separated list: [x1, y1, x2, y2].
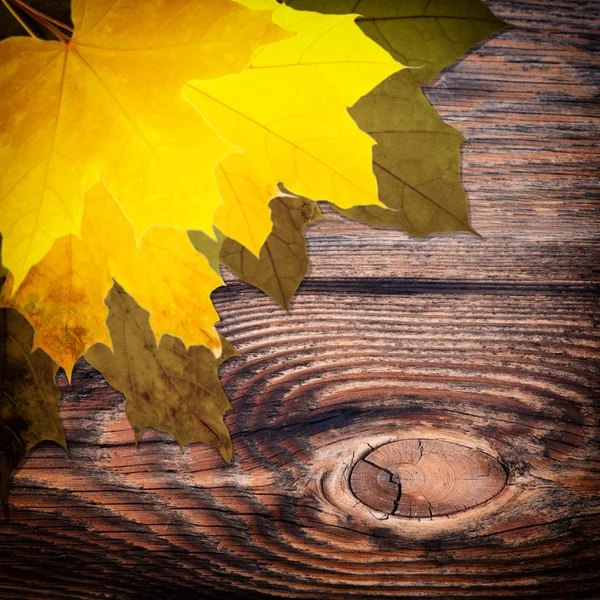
[1, 0, 599, 597]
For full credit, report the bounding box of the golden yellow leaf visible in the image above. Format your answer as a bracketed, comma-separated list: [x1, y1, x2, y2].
[0, 0, 289, 288]
[220, 195, 322, 310]
[184, 0, 402, 254]
[85, 284, 239, 460]
[82, 184, 224, 356]
[0, 234, 112, 378]
[2, 182, 224, 376]
[213, 156, 276, 256]
[0, 306, 66, 519]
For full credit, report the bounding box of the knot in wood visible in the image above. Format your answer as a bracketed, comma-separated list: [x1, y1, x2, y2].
[349, 439, 507, 518]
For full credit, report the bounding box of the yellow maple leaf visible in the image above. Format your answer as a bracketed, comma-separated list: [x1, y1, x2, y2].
[185, 0, 403, 255]
[0, 234, 112, 377]
[213, 155, 276, 257]
[2, 182, 223, 377]
[0, 0, 289, 288]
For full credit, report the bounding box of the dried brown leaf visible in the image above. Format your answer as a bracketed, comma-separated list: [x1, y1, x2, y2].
[219, 196, 322, 310]
[286, 0, 508, 235]
[85, 284, 239, 460]
[0, 305, 66, 519]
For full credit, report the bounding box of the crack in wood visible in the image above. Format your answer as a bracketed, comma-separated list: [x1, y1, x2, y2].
[350, 438, 508, 518]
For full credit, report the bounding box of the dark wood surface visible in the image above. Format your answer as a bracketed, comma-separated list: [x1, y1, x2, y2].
[1, 0, 599, 598]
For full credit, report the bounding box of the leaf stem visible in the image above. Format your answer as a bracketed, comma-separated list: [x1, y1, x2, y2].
[12, 0, 73, 32]
[1, 0, 37, 38]
[6, 0, 72, 42]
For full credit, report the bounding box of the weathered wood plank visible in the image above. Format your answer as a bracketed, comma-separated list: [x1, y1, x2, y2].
[1, 0, 599, 597]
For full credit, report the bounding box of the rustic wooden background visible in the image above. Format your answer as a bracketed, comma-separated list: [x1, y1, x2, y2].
[1, 0, 599, 597]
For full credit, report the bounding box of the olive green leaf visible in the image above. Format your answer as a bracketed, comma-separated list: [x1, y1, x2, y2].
[1, 306, 66, 519]
[285, 0, 508, 235]
[85, 284, 239, 461]
[188, 228, 226, 275]
[219, 196, 323, 311]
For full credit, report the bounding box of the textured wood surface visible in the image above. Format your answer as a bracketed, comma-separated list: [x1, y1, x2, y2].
[1, 0, 599, 598]
[349, 439, 508, 518]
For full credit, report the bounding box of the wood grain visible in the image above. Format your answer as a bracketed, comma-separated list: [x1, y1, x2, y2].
[1, 0, 599, 598]
[349, 439, 508, 518]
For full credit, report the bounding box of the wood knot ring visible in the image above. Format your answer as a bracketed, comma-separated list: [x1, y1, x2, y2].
[349, 439, 507, 518]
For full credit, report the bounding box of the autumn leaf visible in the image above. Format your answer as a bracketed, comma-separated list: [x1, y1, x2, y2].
[188, 228, 227, 276]
[0, 231, 113, 378]
[285, 0, 507, 236]
[0, 306, 66, 519]
[1, 182, 223, 376]
[184, 0, 402, 255]
[189, 194, 321, 310]
[80, 185, 224, 359]
[219, 196, 322, 310]
[212, 154, 276, 257]
[85, 284, 239, 460]
[0, 0, 289, 288]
